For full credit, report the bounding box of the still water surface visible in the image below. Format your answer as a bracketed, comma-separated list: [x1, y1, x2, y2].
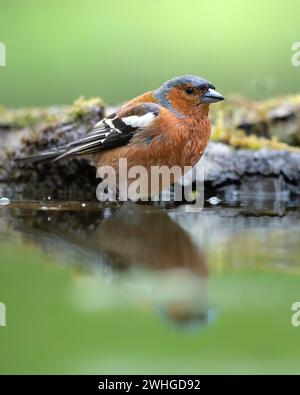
[0, 197, 299, 373]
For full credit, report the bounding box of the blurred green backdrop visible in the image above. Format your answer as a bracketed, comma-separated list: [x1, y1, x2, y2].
[0, 0, 300, 107]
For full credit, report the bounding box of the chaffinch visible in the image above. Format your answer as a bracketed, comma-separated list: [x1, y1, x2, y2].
[17, 75, 224, 197]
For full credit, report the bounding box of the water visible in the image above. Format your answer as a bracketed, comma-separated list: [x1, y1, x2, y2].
[0, 197, 300, 374]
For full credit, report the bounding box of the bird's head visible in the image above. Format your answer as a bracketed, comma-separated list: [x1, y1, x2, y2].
[154, 75, 224, 117]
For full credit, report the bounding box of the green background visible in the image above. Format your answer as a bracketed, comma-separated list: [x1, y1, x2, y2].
[0, 0, 300, 107]
[1, 0, 300, 374]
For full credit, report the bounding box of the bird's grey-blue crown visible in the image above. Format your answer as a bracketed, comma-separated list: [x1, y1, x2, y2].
[157, 75, 213, 92]
[154, 75, 214, 117]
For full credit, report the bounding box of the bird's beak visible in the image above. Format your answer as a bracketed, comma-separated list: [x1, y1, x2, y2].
[201, 88, 224, 104]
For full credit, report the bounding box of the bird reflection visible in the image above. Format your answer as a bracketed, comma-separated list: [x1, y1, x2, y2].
[2, 201, 212, 328]
[97, 203, 207, 275]
[97, 203, 210, 327]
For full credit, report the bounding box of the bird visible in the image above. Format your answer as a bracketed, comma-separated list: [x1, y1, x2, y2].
[16, 75, 224, 199]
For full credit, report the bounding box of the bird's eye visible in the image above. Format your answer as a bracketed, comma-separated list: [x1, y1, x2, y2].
[185, 87, 194, 95]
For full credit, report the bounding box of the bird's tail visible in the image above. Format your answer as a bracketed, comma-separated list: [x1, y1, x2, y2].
[14, 149, 66, 164]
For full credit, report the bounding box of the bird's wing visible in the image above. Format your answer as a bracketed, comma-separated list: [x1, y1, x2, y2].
[53, 102, 161, 161]
[15, 103, 161, 164]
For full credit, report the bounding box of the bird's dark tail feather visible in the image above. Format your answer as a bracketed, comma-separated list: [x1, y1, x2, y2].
[14, 149, 66, 164]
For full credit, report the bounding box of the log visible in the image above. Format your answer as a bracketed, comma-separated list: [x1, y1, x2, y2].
[0, 97, 105, 200]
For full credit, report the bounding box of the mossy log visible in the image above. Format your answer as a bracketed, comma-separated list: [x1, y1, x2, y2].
[209, 94, 300, 150]
[0, 95, 300, 200]
[0, 97, 105, 199]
